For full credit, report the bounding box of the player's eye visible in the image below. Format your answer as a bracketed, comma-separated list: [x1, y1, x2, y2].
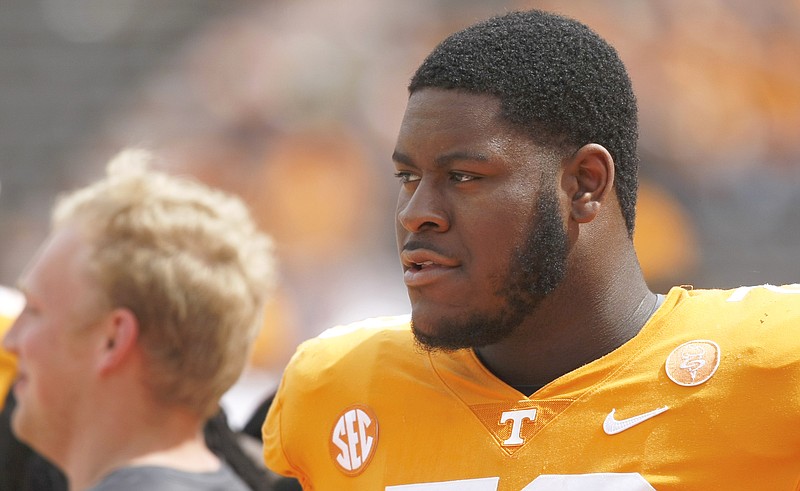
[450, 172, 478, 183]
[394, 171, 421, 184]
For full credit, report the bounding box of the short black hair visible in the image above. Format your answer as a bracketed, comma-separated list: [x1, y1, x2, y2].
[410, 9, 639, 236]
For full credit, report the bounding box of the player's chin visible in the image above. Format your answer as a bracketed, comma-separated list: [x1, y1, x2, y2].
[410, 315, 470, 353]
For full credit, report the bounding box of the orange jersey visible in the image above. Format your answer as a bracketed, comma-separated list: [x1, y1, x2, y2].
[0, 285, 22, 409]
[263, 285, 800, 490]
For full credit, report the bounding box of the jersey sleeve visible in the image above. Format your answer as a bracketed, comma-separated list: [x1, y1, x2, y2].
[262, 338, 317, 489]
[261, 315, 413, 490]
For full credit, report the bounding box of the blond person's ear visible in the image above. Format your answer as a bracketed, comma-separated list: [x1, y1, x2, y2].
[96, 307, 139, 374]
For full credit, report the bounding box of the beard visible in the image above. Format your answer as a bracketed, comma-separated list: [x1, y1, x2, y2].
[412, 184, 569, 351]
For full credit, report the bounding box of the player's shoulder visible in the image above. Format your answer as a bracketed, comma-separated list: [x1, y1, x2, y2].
[717, 283, 800, 305]
[287, 314, 416, 374]
[316, 314, 413, 342]
[681, 283, 800, 314]
[275, 314, 424, 409]
[673, 283, 800, 359]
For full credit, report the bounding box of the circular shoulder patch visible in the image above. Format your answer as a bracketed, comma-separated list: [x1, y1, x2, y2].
[665, 339, 721, 386]
[329, 404, 379, 476]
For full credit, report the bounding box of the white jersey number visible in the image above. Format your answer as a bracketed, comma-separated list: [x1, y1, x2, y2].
[386, 473, 656, 491]
[727, 283, 800, 302]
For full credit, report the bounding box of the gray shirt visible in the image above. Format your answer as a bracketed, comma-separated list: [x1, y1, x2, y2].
[88, 463, 250, 491]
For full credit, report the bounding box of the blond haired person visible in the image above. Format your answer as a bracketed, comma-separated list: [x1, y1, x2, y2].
[3, 149, 275, 491]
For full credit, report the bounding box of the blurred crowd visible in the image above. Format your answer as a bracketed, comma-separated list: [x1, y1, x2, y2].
[2, 0, 800, 386]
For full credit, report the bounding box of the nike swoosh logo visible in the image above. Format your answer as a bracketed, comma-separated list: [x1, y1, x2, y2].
[603, 406, 669, 435]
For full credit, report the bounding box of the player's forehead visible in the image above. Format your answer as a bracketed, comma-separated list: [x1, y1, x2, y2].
[395, 88, 554, 174]
[400, 89, 504, 131]
[397, 90, 511, 157]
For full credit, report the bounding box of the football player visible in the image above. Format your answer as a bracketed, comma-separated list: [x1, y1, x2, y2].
[263, 9, 800, 491]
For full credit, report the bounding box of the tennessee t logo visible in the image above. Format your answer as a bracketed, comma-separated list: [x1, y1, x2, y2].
[499, 409, 537, 446]
[470, 399, 572, 455]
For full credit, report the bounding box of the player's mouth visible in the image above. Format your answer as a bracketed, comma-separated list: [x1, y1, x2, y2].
[400, 248, 459, 287]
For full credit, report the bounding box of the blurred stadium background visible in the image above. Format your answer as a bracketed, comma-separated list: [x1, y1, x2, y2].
[2, 0, 800, 423]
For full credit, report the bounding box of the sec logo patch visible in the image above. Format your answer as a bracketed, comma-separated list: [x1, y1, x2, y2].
[330, 404, 379, 475]
[665, 340, 721, 386]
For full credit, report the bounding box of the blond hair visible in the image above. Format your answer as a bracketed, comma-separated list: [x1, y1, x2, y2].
[53, 149, 275, 418]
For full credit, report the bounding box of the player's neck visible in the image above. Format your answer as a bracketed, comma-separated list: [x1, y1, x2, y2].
[474, 265, 657, 393]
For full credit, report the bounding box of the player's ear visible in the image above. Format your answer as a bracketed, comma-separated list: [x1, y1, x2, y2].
[96, 307, 139, 373]
[563, 143, 614, 223]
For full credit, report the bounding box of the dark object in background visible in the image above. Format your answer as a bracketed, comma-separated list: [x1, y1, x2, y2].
[243, 391, 302, 491]
[0, 391, 67, 491]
